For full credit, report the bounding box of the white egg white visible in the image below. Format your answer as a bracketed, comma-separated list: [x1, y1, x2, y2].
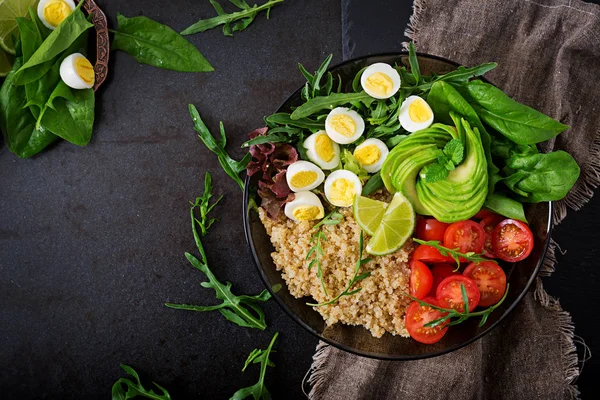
[60, 53, 94, 89]
[37, 0, 76, 30]
[360, 63, 401, 99]
[286, 161, 325, 192]
[324, 170, 363, 208]
[325, 107, 365, 145]
[353, 138, 389, 173]
[284, 191, 325, 222]
[303, 130, 341, 170]
[398, 95, 434, 132]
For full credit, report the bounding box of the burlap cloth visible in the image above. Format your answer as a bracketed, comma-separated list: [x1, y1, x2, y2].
[306, 0, 599, 399]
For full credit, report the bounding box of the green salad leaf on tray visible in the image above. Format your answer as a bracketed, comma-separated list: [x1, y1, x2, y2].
[231, 332, 279, 400]
[112, 364, 172, 400]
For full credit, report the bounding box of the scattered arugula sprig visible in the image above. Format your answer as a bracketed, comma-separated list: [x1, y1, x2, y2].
[307, 231, 372, 307]
[189, 104, 251, 191]
[231, 332, 279, 400]
[413, 238, 496, 270]
[191, 172, 223, 236]
[306, 210, 344, 297]
[111, 364, 172, 400]
[420, 138, 465, 183]
[165, 179, 271, 330]
[298, 54, 343, 101]
[408, 283, 510, 328]
[181, 0, 284, 36]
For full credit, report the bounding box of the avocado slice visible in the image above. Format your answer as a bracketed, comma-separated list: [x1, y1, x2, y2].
[417, 118, 488, 222]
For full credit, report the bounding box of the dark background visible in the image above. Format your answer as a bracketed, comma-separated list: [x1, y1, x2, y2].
[0, 0, 597, 399]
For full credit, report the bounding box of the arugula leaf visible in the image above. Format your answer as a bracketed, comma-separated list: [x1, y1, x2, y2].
[13, 1, 93, 85]
[298, 54, 334, 100]
[181, 0, 284, 36]
[264, 112, 324, 130]
[189, 104, 251, 191]
[165, 186, 271, 330]
[111, 364, 172, 400]
[191, 172, 223, 235]
[111, 13, 213, 72]
[290, 91, 374, 120]
[231, 332, 278, 400]
[413, 239, 496, 270]
[362, 172, 384, 196]
[306, 210, 344, 297]
[408, 42, 421, 85]
[413, 63, 498, 92]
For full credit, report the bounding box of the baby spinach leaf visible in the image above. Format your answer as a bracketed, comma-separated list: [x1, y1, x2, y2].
[290, 91, 374, 119]
[231, 332, 278, 400]
[111, 364, 172, 400]
[189, 104, 251, 190]
[490, 134, 538, 160]
[0, 57, 58, 158]
[12, 2, 92, 85]
[181, 0, 283, 36]
[502, 151, 580, 203]
[460, 80, 568, 145]
[483, 193, 527, 222]
[111, 13, 214, 72]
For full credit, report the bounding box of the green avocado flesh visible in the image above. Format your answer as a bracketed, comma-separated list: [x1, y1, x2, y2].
[381, 117, 488, 222]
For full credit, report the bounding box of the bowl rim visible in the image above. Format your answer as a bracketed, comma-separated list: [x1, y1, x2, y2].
[243, 51, 554, 361]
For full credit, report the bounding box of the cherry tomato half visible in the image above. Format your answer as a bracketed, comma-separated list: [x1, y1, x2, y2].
[427, 263, 459, 298]
[436, 275, 480, 312]
[409, 260, 434, 299]
[492, 219, 534, 262]
[443, 220, 485, 254]
[416, 219, 450, 242]
[405, 297, 449, 344]
[480, 215, 504, 258]
[412, 245, 452, 264]
[463, 262, 507, 307]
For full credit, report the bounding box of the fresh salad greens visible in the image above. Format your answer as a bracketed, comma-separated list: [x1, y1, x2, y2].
[112, 364, 172, 400]
[231, 332, 279, 400]
[307, 231, 372, 307]
[181, 0, 284, 36]
[165, 173, 271, 330]
[111, 13, 214, 72]
[191, 172, 223, 236]
[306, 210, 344, 297]
[189, 104, 252, 191]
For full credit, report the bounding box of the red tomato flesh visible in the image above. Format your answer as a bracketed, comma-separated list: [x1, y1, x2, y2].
[480, 215, 504, 258]
[405, 297, 449, 344]
[443, 220, 485, 254]
[473, 209, 495, 220]
[492, 219, 534, 262]
[427, 263, 459, 298]
[409, 260, 434, 299]
[436, 275, 480, 312]
[463, 262, 507, 307]
[416, 219, 449, 242]
[412, 245, 452, 264]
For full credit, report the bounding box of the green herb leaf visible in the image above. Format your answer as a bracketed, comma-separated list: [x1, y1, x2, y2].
[298, 54, 334, 100]
[190, 172, 223, 235]
[290, 91, 374, 120]
[111, 364, 172, 400]
[189, 104, 251, 191]
[408, 42, 421, 85]
[231, 332, 278, 400]
[264, 112, 324, 130]
[421, 162, 448, 183]
[413, 239, 496, 269]
[12, 1, 93, 85]
[413, 62, 497, 92]
[111, 13, 213, 72]
[483, 193, 527, 222]
[362, 172, 384, 196]
[443, 138, 464, 165]
[306, 210, 344, 297]
[181, 0, 283, 36]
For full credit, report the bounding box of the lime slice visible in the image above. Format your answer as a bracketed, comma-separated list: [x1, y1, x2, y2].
[353, 195, 388, 236]
[366, 192, 415, 256]
[0, 0, 38, 54]
[0, 48, 13, 76]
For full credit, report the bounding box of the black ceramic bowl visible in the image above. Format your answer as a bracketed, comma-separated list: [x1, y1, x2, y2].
[243, 53, 552, 360]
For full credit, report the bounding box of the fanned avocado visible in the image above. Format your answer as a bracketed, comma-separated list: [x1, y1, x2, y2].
[417, 118, 488, 222]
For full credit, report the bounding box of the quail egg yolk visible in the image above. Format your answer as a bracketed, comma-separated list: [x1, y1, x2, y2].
[364, 72, 394, 98]
[408, 98, 432, 123]
[315, 134, 335, 162]
[44, 0, 72, 27]
[330, 114, 356, 137]
[354, 145, 381, 166]
[290, 171, 318, 188]
[293, 206, 323, 221]
[75, 56, 95, 85]
[329, 178, 356, 205]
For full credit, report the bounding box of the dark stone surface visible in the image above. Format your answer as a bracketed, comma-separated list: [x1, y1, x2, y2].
[0, 1, 340, 399]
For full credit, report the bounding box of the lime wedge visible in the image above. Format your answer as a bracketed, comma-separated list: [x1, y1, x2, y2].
[0, 0, 38, 54]
[353, 195, 388, 236]
[0, 48, 13, 76]
[366, 192, 415, 256]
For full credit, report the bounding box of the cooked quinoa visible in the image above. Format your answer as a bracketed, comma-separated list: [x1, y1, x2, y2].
[258, 201, 414, 338]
